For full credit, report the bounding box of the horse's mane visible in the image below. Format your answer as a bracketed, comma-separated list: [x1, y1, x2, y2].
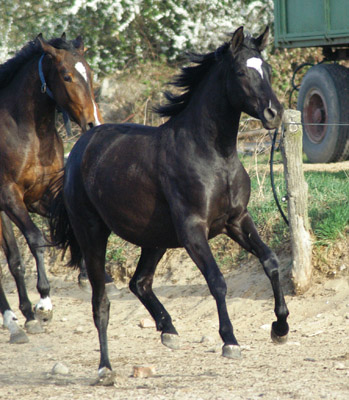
[0, 37, 74, 89]
[155, 42, 230, 118]
[155, 31, 262, 118]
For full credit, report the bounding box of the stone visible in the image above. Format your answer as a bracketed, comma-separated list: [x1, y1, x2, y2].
[132, 365, 156, 378]
[52, 362, 69, 375]
[139, 318, 156, 328]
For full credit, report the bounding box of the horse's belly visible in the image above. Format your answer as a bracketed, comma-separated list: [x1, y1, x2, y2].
[91, 188, 180, 248]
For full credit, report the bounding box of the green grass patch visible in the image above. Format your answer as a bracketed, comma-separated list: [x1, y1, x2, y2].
[306, 171, 349, 245]
[240, 153, 349, 249]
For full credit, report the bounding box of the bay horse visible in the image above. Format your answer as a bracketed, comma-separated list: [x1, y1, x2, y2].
[49, 26, 289, 383]
[0, 33, 103, 343]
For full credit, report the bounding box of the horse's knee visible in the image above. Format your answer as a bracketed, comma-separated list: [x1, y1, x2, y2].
[260, 252, 280, 279]
[208, 274, 227, 299]
[129, 275, 152, 297]
[8, 261, 25, 278]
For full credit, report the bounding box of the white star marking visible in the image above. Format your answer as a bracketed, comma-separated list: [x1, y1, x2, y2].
[246, 57, 264, 79]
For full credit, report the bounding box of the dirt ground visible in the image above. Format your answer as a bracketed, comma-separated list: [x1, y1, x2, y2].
[1, 248, 348, 400]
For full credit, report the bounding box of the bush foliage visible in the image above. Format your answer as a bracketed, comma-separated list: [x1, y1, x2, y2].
[1, 0, 273, 75]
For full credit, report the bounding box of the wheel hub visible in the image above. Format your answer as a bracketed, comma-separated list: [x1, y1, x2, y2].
[303, 89, 328, 143]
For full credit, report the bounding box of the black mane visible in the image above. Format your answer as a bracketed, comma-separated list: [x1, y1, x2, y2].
[155, 42, 230, 118]
[0, 37, 74, 89]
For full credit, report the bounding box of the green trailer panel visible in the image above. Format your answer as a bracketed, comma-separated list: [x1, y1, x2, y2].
[274, 0, 349, 48]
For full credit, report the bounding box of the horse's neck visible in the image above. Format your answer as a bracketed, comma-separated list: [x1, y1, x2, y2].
[180, 73, 240, 156]
[10, 58, 57, 131]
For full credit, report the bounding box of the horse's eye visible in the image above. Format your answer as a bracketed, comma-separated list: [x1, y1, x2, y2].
[236, 71, 245, 77]
[64, 75, 72, 82]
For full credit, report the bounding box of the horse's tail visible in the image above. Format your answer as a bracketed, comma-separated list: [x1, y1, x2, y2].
[48, 171, 82, 268]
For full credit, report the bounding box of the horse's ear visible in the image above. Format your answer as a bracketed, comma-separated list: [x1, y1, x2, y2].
[36, 34, 61, 61]
[73, 35, 85, 55]
[230, 26, 244, 55]
[255, 26, 269, 52]
[61, 32, 67, 41]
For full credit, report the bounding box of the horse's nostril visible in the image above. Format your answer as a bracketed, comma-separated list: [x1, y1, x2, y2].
[88, 122, 94, 129]
[263, 107, 277, 122]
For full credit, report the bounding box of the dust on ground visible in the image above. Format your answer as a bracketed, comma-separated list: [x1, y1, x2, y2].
[1, 248, 348, 400]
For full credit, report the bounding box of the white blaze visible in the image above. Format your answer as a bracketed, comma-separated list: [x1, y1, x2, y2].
[75, 61, 102, 126]
[75, 62, 88, 82]
[93, 101, 102, 126]
[246, 57, 264, 79]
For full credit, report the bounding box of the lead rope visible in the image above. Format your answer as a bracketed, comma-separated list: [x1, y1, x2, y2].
[270, 127, 289, 225]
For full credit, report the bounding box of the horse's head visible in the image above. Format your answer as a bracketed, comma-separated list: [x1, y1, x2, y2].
[36, 34, 103, 132]
[226, 26, 283, 130]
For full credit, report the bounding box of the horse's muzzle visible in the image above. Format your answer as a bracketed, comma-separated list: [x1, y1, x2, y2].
[262, 106, 283, 130]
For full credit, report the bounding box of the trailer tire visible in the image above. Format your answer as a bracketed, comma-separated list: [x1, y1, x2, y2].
[297, 63, 349, 163]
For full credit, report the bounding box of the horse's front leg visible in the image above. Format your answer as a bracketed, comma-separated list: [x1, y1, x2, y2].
[226, 211, 289, 343]
[176, 218, 242, 359]
[1, 213, 43, 334]
[0, 192, 52, 324]
[0, 286, 29, 344]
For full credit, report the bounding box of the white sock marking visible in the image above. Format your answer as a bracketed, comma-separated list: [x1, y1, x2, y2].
[36, 296, 53, 311]
[3, 310, 20, 334]
[246, 57, 264, 79]
[75, 62, 88, 82]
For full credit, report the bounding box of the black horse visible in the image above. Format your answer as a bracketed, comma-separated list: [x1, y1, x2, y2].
[49, 26, 289, 382]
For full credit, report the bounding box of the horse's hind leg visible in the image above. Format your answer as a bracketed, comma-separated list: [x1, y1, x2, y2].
[129, 247, 180, 349]
[70, 213, 114, 382]
[226, 212, 289, 343]
[1, 213, 43, 334]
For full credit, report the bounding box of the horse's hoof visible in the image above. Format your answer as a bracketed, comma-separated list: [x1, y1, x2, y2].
[106, 282, 119, 296]
[10, 328, 29, 344]
[105, 282, 120, 296]
[161, 333, 181, 350]
[271, 329, 288, 344]
[25, 319, 44, 334]
[222, 344, 242, 359]
[271, 321, 289, 344]
[91, 367, 116, 386]
[34, 308, 53, 325]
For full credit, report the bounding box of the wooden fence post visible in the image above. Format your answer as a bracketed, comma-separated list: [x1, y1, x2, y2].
[281, 109, 312, 294]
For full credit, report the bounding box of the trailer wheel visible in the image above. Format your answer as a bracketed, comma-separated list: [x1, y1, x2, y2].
[297, 63, 349, 163]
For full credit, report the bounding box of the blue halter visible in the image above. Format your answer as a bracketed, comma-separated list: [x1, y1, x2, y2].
[38, 54, 72, 136]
